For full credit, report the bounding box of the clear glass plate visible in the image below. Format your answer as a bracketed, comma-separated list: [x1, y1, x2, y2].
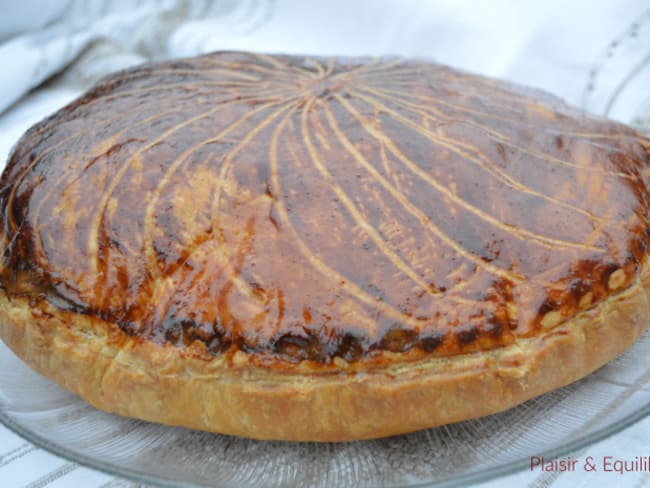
[1, 330, 649, 488]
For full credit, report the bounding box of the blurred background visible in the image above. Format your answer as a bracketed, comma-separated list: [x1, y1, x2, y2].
[0, 0, 649, 164]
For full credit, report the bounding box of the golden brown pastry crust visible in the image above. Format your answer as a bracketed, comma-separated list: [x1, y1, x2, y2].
[0, 269, 648, 441]
[3, 52, 650, 364]
[2, 52, 650, 441]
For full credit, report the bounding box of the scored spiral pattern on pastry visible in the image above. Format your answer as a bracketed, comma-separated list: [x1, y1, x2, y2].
[2, 51, 650, 363]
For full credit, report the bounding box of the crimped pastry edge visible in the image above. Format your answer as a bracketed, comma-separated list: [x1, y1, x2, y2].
[0, 270, 649, 442]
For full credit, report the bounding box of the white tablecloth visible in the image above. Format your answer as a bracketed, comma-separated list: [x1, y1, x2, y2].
[1, 1, 649, 486]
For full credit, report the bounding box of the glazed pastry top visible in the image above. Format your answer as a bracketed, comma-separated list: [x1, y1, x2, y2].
[2, 51, 650, 364]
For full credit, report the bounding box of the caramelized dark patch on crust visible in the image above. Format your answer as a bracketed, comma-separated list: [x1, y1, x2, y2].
[1, 51, 650, 364]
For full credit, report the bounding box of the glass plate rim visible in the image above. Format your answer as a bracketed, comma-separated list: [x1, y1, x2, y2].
[1, 386, 649, 488]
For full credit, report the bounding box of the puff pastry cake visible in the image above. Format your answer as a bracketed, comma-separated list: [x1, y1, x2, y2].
[1, 52, 650, 442]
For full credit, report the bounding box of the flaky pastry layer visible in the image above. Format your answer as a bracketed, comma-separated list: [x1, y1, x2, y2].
[1, 268, 648, 441]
